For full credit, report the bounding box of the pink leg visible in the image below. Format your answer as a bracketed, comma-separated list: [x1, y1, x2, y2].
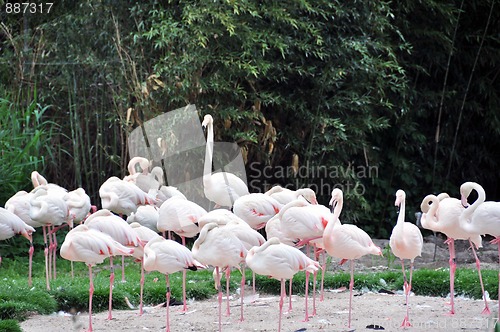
[240, 265, 245, 322]
[43, 226, 50, 290]
[52, 228, 57, 280]
[166, 274, 171, 332]
[302, 271, 310, 322]
[400, 260, 411, 327]
[469, 239, 490, 315]
[252, 271, 256, 295]
[278, 279, 285, 332]
[225, 267, 231, 316]
[288, 278, 293, 312]
[28, 242, 34, 287]
[139, 260, 145, 316]
[121, 255, 126, 282]
[216, 267, 222, 332]
[348, 260, 354, 329]
[491, 237, 500, 321]
[312, 270, 317, 316]
[88, 265, 94, 332]
[181, 237, 188, 312]
[108, 257, 115, 320]
[445, 238, 456, 315]
[320, 251, 326, 302]
[48, 226, 53, 281]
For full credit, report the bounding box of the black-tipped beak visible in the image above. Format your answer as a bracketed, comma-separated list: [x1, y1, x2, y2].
[330, 201, 337, 214]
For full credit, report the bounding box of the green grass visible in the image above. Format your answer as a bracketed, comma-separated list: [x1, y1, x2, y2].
[0, 252, 498, 326]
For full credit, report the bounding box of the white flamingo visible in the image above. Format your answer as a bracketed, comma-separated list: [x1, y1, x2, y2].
[389, 189, 423, 327]
[60, 224, 133, 332]
[201, 114, 249, 208]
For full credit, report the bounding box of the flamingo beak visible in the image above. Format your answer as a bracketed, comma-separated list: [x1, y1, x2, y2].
[330, 200, 337, 214]
[21, 231, 32, 242]
[461, 195, 469, 208]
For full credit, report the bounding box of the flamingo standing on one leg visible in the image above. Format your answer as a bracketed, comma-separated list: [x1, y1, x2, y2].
[265, 214, 297, 311]
[5, 190, 43, 286]
[60, 224, 134, 332]
[129, 222, 161, 316]
[192, 222, 247, 332]
[0, 207, 35, 266]
[157, 196, 207, 311]
[222, 219, 266, 320]
[460, 182, 499, 317]
[143, 235, 204, 332]
[246, 237, 320, 332]
[278, 198, 332, 320]
[389, 190, 423, 327]
[420, 193, 488, 315]
[322, 188, 382, 329]
[84, 209, 139, 320]
[233, 193, 282, 230]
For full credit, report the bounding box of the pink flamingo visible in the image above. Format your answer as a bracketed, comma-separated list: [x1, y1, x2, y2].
[128, 222, 161, 315]
[99, 176, 155, 216]
[5, 190, 43, 286]
[233, 193, 282, 230]
[278, 198, 333, 319]
[0, 207, 35, 266]
[60, 224, 134, 332]
[420, 193, 489, 315]
[246, 237, 320, 332]
[201, 114, 249, 208]
[127, 205, 160, 232]
[157, 196, 206, 311]
[265, 185, 318, 205]
[84, 209, 140, 319]
[64, 188, 93, 225]
[197, 209, 243, 229]
[222, 219, 266, 319]
[192, 222, 247, 332]
[389, 189, 423, 327]
[322, 188, 382, 329]
[143, 235, 204, 332]
[29, 186, 70, 289]
[460, 181, 499, 317]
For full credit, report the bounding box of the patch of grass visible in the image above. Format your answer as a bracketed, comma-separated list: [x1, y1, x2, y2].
[0, 319, 22, 332]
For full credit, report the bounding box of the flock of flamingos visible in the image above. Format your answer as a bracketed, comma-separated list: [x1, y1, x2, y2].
[1, 114, 500, 332]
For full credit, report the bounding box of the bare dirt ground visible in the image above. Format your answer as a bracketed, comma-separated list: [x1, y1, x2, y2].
[20, 236, 500, 332]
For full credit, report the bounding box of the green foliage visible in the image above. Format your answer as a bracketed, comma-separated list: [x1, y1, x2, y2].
[0, 96, 57, 205]
[0, 319, 22, 332]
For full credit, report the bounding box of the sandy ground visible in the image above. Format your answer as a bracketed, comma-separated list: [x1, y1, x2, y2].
[20, 287, 499, 332]
[19, 238, 500, 331]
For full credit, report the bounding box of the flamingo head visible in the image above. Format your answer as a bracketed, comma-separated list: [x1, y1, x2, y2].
[394, 189, 405, 208]
[201, 114, 213, 129]
[329, 188, 343, 213]
[459, 182, 476, 208]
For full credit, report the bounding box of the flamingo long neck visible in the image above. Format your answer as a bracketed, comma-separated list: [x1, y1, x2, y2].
[420, 195, 439, 229]
[323, 197, 343, 249]
[332, 198, 343, 223]
[396, 198, 405, 226]
[460, 183, 486, 223]
[278, 200, 305, 220]
[203, 122, 214, 182]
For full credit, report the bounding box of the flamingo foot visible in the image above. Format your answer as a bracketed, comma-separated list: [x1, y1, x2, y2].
[481, 305, 491, 316]
[401, 316, 412, 327]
